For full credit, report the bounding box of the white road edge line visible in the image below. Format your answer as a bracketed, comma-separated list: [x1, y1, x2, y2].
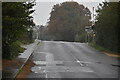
[46, 72, 48, 78]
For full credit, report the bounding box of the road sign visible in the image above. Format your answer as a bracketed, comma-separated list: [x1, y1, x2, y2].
[85, 26, 90, 32]
[85, 26, 93, 33]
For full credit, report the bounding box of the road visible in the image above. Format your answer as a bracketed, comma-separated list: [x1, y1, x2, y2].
[27, 41, 119, 78]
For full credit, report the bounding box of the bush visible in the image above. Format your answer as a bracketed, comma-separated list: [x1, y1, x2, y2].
[95, 2, 119, 53]
[10, 41, 25, 59]
[3, 41, 25, 59]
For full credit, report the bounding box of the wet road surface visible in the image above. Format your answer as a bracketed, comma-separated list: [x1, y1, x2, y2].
[26, 41, 119, 78]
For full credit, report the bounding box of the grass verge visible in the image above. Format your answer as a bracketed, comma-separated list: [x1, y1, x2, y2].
[89, 43, 107, 52]
[89, 43, 120, 58]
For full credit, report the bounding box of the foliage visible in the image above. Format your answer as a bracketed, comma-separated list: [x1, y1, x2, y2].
[46, 1, 91, 42]
[2, 1, 35, 59]
[89, 43, 107, 52]
[95, 2, 119, 53]
[9, 41, 25, 59]
[89, 42, 118, 54]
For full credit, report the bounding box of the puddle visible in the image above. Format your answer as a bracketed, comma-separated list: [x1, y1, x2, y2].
[111, 64, 120, 67]
[96, 62, 102, 64]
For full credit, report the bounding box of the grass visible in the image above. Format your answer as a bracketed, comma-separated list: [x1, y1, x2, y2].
[89, 43, 119, 56]
[89, 43, 116, 53]
[89, 43, 106, 52]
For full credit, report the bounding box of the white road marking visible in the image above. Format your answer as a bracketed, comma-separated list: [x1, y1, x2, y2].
[45, 72, 48, 78]
[31, 66, 94, 73]
[31, 51, 94, 78]
[33, 61, 63, 65]
[70, 53, 84, 66]
[34, 72, 38, 73]
[34, 52, 61, 78]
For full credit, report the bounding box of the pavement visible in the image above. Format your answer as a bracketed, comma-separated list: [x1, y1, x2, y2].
[26, 41, 119, 79]
[2, 39, 40, 79]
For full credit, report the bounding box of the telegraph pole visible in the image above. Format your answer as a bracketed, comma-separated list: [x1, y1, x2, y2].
[92, 7, 95, 43]
[93, 7, 95, 24]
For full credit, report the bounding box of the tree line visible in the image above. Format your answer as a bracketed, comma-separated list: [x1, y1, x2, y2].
[2, 1, 35, 59]
[95, 2, 119, 53]
[45, 1, 119, 53]
[2, 1, 119, 59]
[46, 2, 91, 42]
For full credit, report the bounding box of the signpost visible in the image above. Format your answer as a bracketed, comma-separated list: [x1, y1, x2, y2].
[85, 26, 95, 43]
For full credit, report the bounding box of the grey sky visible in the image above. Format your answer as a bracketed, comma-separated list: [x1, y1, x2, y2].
[33, 0, 104, 26]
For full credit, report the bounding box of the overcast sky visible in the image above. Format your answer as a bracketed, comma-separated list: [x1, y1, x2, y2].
[32, 0, 104, 26]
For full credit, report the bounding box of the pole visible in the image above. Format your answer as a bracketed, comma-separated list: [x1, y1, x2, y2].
[93, 7, 95, 24]
[86, 32, 87, 43]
